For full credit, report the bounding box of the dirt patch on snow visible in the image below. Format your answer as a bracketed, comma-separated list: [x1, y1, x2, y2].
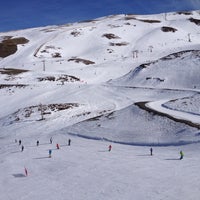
[102, 33, 121, 39]
[0, 37, 29, 58]
[109, 42, 129, 46]
[189, 17, 200, 26]
[0, 68, 29, 75]
[38, 74, 80, 82]
[0, 84, 27, 89]
[124, 15, 160, 23]
[11, 103, 79, 123]
[68, 57, 95, 65]
[161, 26, 177, 32]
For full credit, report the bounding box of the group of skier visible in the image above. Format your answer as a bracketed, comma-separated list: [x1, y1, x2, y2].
[15, 137, 184, 166]
[50, 138, 71, 156]
[15, 139, 24, 152]
[15, 137, 72, 156]
[16, 137, 185, 160]
[149, 148, 184, 160]
[14, 137, 185, 177]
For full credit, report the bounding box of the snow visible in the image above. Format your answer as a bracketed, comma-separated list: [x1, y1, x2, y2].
[1, 137, 200, 200]
[0, 10, 200, 199]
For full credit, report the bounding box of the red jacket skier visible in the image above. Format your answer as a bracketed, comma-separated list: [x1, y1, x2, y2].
[108, 145, 112, 152]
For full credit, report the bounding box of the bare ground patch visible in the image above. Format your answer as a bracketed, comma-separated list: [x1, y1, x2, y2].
[0, 37, 29, 58]
[176, 11, 192, 15]
[102, 33, 121, 39]
[0, 84, 27, 89]
[161, 26, 177, 32]
[38, 74, 80, 82]
[109, 42, 129, 46]
[68, 57, 95, 65]
[0, 68, 29, 75]
[124, 15, 160, 23]
[11, 103, 79, 123]
[189, 17, 200, 26]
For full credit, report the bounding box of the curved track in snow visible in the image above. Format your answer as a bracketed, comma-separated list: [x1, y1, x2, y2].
[135, 100, 200, 129]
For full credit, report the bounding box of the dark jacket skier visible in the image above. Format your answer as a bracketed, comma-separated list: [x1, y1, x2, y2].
[21, 145, 24, 152]
[150, 148, 153, 156]
[49, 149, 52, 158]
[68, 139, 71, 146]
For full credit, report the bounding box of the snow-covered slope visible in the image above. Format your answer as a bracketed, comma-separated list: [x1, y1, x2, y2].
[0, 10, 200, 200]
[111, 50, 200, 89]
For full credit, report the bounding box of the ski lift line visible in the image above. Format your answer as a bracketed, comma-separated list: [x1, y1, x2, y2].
[3, 58, 71, 70]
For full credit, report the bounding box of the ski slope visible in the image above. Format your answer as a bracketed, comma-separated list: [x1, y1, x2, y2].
[0, 10, 200, 200]
[0, 136, 200, 200]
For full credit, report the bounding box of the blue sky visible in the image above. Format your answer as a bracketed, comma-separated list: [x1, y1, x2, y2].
[0, 0, 200, 32]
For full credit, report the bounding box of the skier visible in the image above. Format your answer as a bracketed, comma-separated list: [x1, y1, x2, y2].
[50, 137, 53, 144]
[56, 143, 60, 149]
[150, 147, 153, 156]
[68, 139, 71, 146]
[21, 145, 24, 152]
[108, 145, 112, 152]
[180, 150, 184, 160]
[36, 140, 39, 146]
[19, 140, 21, 145]
[49, 149, 52, 158]
[24, 167, 28, 176]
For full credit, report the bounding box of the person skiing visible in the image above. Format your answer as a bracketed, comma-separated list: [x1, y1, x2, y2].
[36, 140, 39, 146]
[56, 143, 60, 149]
[19, 140, 21, 145]
[108, 145, 112, 152]
[24, 167, 28, 176]
[68, 139, 71, 146]
[150, 147, 153, 156]
[21, 145, 24, 152]
[49, 149, 52, 158]
[180, 150, 184, 160]
[50, 137, 53, 144]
